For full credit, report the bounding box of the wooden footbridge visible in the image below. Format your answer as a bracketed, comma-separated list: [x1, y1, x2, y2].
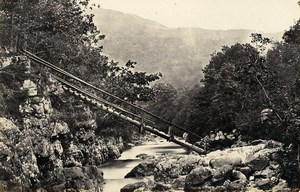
[20, 49, 205, 154]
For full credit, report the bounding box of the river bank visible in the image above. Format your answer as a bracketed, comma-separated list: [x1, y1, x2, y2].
[120, 139, 290, 192]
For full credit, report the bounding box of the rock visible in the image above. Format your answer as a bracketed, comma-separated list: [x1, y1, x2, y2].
[272, 179, 289, 191]
[254, 166, 278, 178]
[19, 96, 52, 118]
[126, 143, 135, 148]
[245, 153, 269, 171]
[120, 182, 146, 192]
[136, 153, 149, 160]
[0, 166, 14, 181]
[82, 166, 104, 180]
[232, 170, 247, 181]
[64, 167, 85, 180]
[153, 182, 172, 191]
[52, 140, 64, 156]
[224, 179, 246, 191]
[0, 142, 14, 162]
[172, 176, 186, 189]
[0, 117, 19, 132]
[185, 166, 213, 187]
[21, 79, 37, 96]
[210, 156, 242, 168]
[238, 166, 252, 177]
[51, 121, 69, 137]
[65, 142, 83, 167]
[255, 178, 273, 190]
[108, 145, 121, 159]
[178, 155, 202, 174]
[211, 165, 232, 185]
[125, 161, 156, 178]
[154, 159, 183, 183]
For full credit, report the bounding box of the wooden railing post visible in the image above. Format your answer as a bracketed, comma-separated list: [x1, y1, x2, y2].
[139, 112, 144, 134]
[168, 125, 174, 141]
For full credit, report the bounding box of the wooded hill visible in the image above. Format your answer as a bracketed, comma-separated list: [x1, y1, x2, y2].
[93, 8, 282, 87]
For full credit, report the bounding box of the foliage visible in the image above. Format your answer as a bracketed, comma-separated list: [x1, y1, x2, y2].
[0, 0, 161, 144]
[0, 0, 161, 104]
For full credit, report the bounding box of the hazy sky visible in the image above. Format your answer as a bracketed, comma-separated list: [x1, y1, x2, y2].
[94, 0, 300, 32]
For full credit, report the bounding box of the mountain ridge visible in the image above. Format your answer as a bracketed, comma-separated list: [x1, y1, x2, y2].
[93, 8, 282, 87]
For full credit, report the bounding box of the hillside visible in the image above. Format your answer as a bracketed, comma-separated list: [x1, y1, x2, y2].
[93, 8, 282, 87]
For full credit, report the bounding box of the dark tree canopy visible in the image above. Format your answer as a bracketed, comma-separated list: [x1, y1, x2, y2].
[0, 0, 161, 103]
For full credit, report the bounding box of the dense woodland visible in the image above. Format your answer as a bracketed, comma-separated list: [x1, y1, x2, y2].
[1, 0, 300, 187]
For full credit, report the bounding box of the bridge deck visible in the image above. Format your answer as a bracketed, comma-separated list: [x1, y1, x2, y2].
[21, 50, 205, 154]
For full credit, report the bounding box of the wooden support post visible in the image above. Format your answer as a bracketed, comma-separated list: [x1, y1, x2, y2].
[168, 125, 174, 141]
[139, 112, 144, 133]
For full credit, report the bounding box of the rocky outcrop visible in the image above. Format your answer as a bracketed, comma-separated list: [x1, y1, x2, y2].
[125, 161, 157, 178]
[125, 140, 288, 191]
[0, 55, 129, 191]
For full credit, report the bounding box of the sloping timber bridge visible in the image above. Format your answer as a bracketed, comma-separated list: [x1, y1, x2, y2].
[20, 49, 205, 154]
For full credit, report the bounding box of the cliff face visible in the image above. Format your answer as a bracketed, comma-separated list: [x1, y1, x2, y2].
[0, 54, 128, 191]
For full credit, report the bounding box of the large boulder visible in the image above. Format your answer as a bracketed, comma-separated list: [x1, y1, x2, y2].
[63, 166, 104, 190]
[185, 166, 213, 188]
[125, 161, 156, 178]
[153, 182, 172, 191]
[0, 117, 19, 132]
[120, 182, 146, 192]
[245, 151, 270, 171]
[154, 159, 183, 183]
[172, 176, 186, 189]
[211, 164, 232, 186]
[210, 155, 242, 168]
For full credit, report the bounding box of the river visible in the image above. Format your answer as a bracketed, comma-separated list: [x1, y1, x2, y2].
[99, 138, 188, 192]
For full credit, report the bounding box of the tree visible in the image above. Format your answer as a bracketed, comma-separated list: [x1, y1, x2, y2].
[0, 0, 161, 104]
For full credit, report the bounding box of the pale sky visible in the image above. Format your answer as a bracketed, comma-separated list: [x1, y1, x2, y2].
[93, 0, 300, 32]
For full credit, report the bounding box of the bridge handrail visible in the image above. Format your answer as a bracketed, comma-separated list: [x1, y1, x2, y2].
[20, 49, 202, 140]
[51, 74, 156, 125]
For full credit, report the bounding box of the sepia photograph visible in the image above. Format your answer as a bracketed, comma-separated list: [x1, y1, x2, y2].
[0, 0, 300, 191]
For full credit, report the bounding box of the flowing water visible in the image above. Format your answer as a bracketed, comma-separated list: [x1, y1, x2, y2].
[100, 138, 188, 192]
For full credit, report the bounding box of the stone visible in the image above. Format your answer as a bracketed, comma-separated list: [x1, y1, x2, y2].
[52, 140, 64, 156]
[0, 117, 19, 132]
[245, 153, 269, 171]
[172, 176, 186, 189]
[232, 170, 247, 181]
[63, 167, 85, 180]
[136, 153, 149, 160]
[254, 166, 278, 178]
[82, 166, 104, 181]
[224, 179, 246, 191]
[153, 182, 172, 191]
[178, 155, 202, 174]
[51, 121, 70, 137]
[126, 143, 135, 148]
[211, 165, 232, 185]
[108, 145, 121, 159]
[0, 166, 14, 181]
[120, 182, 146, 192]
[154, 160, 183, 183]
[238, 166, 252, 177]
[185, 166, 213, 187]
[255, 178, 273, 190]
[22, 79, 37, 96]
[125, 161, 156, 178]
[272, 179, 289, 191]
[210, 155, 242, 168]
